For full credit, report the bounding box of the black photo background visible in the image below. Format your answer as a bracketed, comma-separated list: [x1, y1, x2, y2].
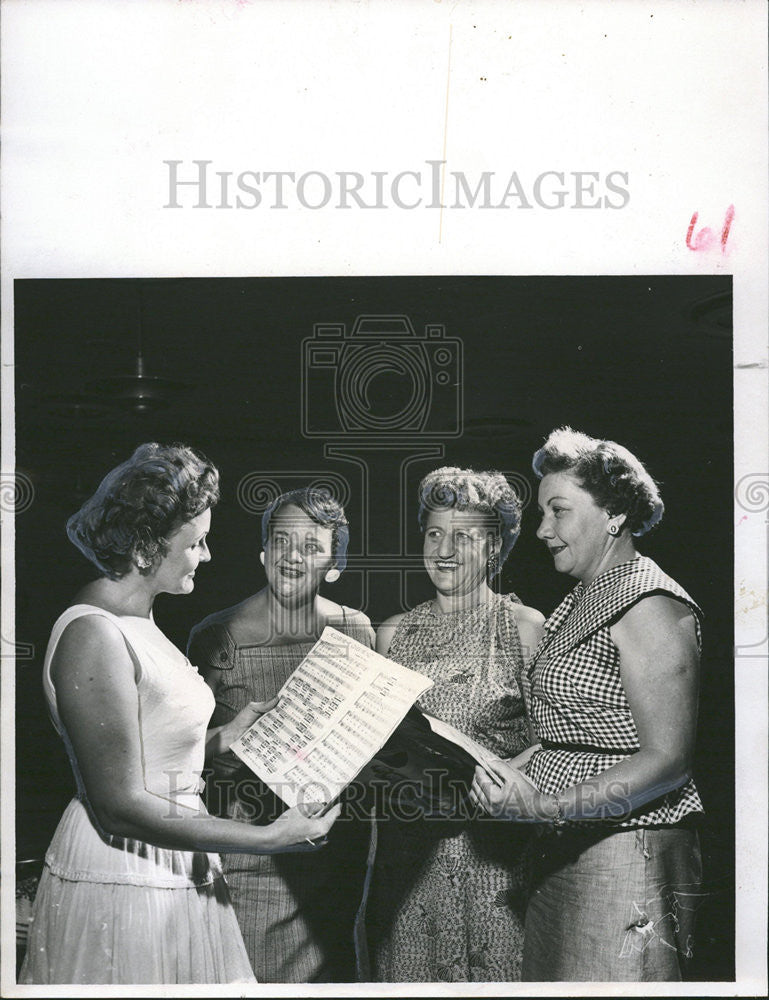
[14, 275, 733, 978]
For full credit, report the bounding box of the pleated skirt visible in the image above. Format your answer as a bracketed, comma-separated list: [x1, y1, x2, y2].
[19, 798, 256, 985]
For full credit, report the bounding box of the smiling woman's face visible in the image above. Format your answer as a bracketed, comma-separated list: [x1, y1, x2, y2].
[536, 471, 614, 583]
[422, 507, 498, 599]
[264, 503, 334, 603]
[150, 507, 211, 595]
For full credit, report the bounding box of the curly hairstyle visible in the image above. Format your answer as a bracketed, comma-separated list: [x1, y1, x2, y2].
[261, 487, 350, 573]
[417, 466, 522, 577]
[531, 426, 664, 537]
[66, 442, 220, 579]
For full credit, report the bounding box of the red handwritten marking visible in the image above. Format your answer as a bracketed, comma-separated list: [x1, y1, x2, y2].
[687, 205, 735, 253]
[686, 213, 713, 251]
[721, 204, 735, 250]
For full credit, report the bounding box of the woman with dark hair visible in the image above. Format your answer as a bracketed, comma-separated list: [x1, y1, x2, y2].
[367, 467, 544, 983]
[471, 427, 704, 982]
[187, 486, 374, 983]
[20, 445, 339, 986]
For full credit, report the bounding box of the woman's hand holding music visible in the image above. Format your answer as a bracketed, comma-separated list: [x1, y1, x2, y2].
[470, 759, 554, 823]
[265, 800, 342, 853]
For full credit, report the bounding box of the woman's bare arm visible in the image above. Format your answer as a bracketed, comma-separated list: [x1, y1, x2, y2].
[375, 613, 406, 657]
[52, 616, 339, 852]
[511, 603, 545, 669]
[510, 603, 545, 746]
[472, 595, 700, 822]
[204, 697, 278, 760]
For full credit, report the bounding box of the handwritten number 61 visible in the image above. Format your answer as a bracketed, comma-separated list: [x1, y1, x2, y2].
[687, 205, 735, 253]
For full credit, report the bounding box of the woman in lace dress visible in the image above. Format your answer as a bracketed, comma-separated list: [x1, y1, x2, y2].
[20, 445, 339, 985]
[187, 487, 374, 983]
[367, 467, 544, 983]
[471, 428, 704, 981]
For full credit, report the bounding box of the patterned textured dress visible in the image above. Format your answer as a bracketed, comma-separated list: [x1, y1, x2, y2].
[187, 606, 373, 983]
[367, 593, 532, 983]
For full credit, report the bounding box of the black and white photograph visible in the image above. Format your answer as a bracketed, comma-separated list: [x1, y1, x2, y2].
[9, 274, 736, 986]
[1, 2, 766, 996]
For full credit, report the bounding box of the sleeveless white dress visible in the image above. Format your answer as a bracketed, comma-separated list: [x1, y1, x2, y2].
[19, 605, 256, 985]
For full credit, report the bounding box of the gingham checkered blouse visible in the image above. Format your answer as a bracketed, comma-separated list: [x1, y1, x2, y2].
[523, 555, 704, 827]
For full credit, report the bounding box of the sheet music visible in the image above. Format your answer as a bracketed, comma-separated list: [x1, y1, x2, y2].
[230, 627, 434, 807]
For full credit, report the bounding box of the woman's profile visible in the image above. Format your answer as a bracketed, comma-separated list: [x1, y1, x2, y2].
[20, 444, 339, 985]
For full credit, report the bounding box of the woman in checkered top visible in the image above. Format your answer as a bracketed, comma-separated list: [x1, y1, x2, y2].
[471, 427, 703, 982]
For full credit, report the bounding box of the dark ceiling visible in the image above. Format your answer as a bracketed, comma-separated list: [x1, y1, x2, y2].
[14, 274, 732, 634]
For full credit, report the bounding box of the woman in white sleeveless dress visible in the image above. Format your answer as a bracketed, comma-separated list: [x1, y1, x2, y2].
[20, 443, 340, 985]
